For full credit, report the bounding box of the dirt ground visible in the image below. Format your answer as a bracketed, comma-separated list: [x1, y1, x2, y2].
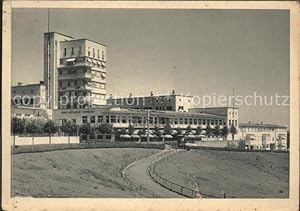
[12, 148, 160, 197]
[155, 149, 289, 198]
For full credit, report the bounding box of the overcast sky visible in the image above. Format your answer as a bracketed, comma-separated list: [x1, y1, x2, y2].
[12, 8, 290, 127]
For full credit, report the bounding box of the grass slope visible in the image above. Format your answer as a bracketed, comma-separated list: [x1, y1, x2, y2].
[12, 148, 160, 197]
[155, 150, 289, 198]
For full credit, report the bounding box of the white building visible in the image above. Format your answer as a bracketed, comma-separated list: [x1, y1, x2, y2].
[239, 122, 288, 150]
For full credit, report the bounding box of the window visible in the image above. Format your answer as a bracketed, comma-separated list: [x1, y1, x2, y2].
[82, 116, 88, 123]
[97, 49, 100, 59]
[211, 120, 214, 125]
[202, 119, 206, 125]
[88, 47, 91, 57]
[189, 119, 193, 124]
[184, 118, 188, 124]
[93, 48, 95, 58]
[179, 118, 184, 124]
[97, 115, 103, 123]
[90, 116, 95, 123]
[174, 118, 178, 125]
[97, 134, 104, 139]
[78, 46, 82, 56]
[193, 119, 197, 125]
[219, 120, 222, 125]
[111, 115, 116, 123]
[67, 82, 71, 87]
[229, 120, 231, 125]
[102, 51, 105, 60]
[59, 70, 62, 75]
[71, 47, 74, 55]
[106, 115, 110, 123]
[64, 48, 67, 56]
[167, 106, 172, 111]
[235, 120, 237, 126]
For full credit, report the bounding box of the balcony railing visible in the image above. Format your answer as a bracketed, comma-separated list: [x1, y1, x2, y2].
[58, 73, 92, 80]
[59, 57, 106, 70]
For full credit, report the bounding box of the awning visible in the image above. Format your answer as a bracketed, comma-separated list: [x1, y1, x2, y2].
[101, 62, 106, 67]
[87, 58, 92, 63]
[66, 58, 76, 62]
[101, 73, 106, 78]
[97, 61, 101, 65]
[92, 60, 97, 64]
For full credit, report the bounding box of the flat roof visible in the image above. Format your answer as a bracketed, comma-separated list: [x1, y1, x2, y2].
[61, 38, 107, 47]
[239, 123, 287, 129]
[191, 107, 239, 109]
[54, 107, 226, 119]
[108, 94, 193, 100]
[44, 31, 74, 39]
[12, 83, 45, 88]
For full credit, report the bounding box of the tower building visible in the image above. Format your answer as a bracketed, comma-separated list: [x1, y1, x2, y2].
[44, 32, 107, 109]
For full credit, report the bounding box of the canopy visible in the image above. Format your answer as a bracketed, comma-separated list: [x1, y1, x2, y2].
[131, 134, 140, 138]
[101, 62, 107, 67]
[101, 73, 106, 78]
[87, 58, 92, 63]
[163, 134, 173, 139]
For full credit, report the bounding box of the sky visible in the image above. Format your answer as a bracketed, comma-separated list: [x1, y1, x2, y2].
[12, 8, 290, 127]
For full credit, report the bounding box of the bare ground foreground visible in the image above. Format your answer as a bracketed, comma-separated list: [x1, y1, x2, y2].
[155, 149, 289, 198]
[12, 148, 161, 197]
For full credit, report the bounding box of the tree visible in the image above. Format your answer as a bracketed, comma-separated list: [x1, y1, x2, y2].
[195, 126, 202, 135]
[96, 123, 113, 141]
[205, 124, 213, 140]
[221, 125, 229, 140]
[25, 117, 45, 145]
[213, 125, 221, 141]
[128, 124, 135, 135]
[43, 120, 58, 144]
[11, 117, 25, 146]
[79, 123, 92, 142]
[60, 121, 78, 144]
[164, 123, 172, 135]
[138, 128, 146, 136]
[154, 125, 161, 137]
[186, 125, 192, 135]
[230, 125, 238, 141]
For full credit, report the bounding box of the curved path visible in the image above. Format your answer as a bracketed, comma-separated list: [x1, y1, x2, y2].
[123, 148, 184, 198]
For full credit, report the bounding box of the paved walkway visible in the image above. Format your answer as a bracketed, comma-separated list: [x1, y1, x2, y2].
[124, 149, 184, 198]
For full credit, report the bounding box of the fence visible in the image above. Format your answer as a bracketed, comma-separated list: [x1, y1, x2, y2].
[146, 150, 222, 198]
[11, 135, 79, 146]
[12, 142, 166, 154]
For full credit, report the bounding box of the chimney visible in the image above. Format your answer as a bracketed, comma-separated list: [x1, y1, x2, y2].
[249, 121, 251, 124]
[150, 91, 153, 96]
[261, 121, 263, 125]
[109, 94, 113, 99]
[129, 93, 132, 98]
[17, 82, 22, 86]
[40, 81, 44, 85]
[172, 90, 175, 95]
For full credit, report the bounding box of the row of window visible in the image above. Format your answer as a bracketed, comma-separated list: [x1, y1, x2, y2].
[81, 115, 227, 126]
[59, 80, 106, 90]
[243, 127, 285, 132]
[228, 120, 238, 126]
[63, 46, 105, 61]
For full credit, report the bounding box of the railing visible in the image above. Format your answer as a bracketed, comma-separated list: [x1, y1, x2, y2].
[146, 150, 222, 198]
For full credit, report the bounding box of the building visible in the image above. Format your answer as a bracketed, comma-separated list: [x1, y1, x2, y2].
[52, 106, 227, 131]
[107, 92, 194, 112]
[44, 32, 107, 109]
[239, 122, 288, 150]
[11, 81, 47, 109]
[44, 32, 73, 110]
[189, 107, 239, 130]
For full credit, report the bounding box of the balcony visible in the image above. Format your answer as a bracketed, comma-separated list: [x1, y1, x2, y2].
[58, 73, 92, 80]
[59, 57, 106, 70]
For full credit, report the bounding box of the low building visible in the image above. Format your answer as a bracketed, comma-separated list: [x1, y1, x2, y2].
[52, 106, 226, 131]
[107, 92, 194, 112]
[239, 122, 288, 150]
[11, 81, 47, 109]
[189, 107, 239, 130]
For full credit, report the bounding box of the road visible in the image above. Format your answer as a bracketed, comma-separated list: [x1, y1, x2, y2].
[123, 149, 184, 198]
